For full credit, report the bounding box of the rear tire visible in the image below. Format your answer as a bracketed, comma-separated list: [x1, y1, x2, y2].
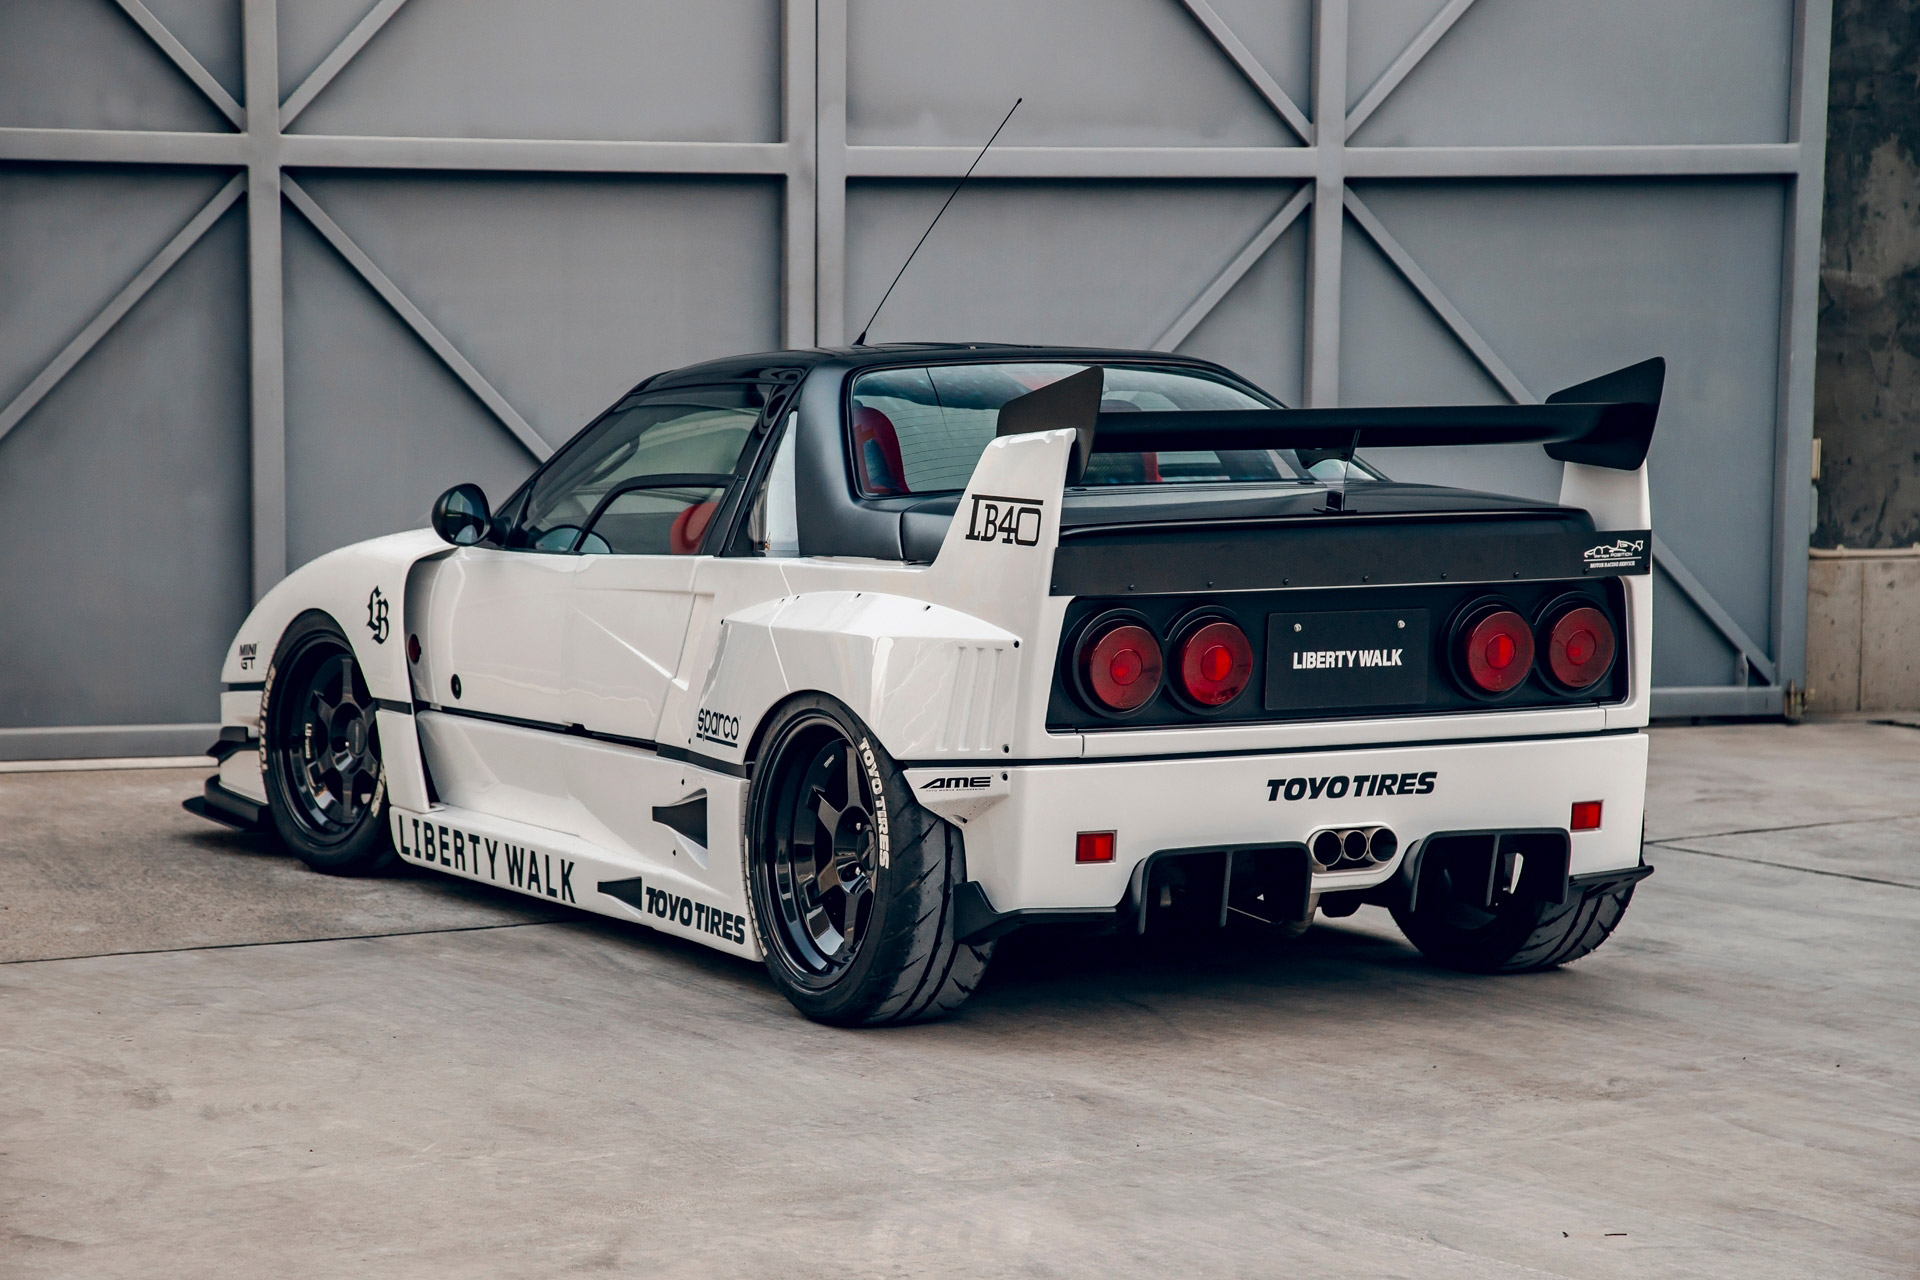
[261, 612, 395, 877]
[1390, 861, 1643, 974]
[744, 695, 992, 1026]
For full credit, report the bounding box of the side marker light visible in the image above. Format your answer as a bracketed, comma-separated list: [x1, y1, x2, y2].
[1570, 801, 1603, 831]
[1076, 831, 1116, 863]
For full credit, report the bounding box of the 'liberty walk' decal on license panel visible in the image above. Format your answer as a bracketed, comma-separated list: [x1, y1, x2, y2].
[1266, 609, 1431, 711]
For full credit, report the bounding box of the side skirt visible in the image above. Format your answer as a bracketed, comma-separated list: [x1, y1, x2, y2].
[390, 804, 760, 961]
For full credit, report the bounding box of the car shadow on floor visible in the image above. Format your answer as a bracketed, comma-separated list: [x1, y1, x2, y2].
[952, 914, 1621, 1032]
[177, 819, 1597, 1029]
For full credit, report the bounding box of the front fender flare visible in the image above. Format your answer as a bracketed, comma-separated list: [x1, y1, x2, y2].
[220, 528, 451, 810]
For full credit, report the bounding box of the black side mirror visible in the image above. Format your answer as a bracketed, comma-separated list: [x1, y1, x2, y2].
[432, 483, 492, 546]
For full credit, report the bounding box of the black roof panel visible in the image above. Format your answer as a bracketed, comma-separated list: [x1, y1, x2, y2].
[643, 343, 1243, 389]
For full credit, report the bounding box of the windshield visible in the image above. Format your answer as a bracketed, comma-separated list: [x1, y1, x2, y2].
[847, 361, 1374, 496]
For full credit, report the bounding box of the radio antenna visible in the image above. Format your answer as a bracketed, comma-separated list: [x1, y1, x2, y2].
[853, 97, 1021, 347]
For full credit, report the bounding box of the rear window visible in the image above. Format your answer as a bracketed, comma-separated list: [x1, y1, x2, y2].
[847, 361, 1317, 497]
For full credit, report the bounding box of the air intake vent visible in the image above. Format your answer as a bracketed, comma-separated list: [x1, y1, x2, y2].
[937, 645, 1008, 752]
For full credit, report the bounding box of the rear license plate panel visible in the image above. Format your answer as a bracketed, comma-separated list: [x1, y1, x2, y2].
[1264, 609, 1431, 711]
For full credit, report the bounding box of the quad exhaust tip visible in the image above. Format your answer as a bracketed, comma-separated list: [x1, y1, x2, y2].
[1310, 826, 1397, 870]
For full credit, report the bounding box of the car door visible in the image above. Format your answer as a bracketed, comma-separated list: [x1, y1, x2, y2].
[558, 384, 773, 738]
[415, 530, 580, 830]
[557, 383, 778, 856]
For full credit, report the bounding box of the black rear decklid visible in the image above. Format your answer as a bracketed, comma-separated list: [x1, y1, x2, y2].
[1049, 499, 1615, 597]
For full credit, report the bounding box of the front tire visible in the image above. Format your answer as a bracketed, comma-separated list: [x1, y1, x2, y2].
[744, 696, 992, 1026]
[261, 612, 395, 877]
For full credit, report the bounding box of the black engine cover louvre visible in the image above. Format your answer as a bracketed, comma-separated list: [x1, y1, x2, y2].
[1050, 509, 1635, 597]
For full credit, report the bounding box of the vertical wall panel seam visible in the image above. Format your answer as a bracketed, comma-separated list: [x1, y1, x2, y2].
[1772, 0, 1834, 695]
[1304, 0, 1348, 407]
[814, 0, 848, 345]
[243, 0, 286, 599]
[782, 1, 819, 348]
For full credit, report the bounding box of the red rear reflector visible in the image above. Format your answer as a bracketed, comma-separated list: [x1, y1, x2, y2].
[1546, 605, 1617, 690]
[1177, 619, 1254, 707]
[1570, 801, 1603, 831]
[1081, 623, 1163, 712]
[1459, 608, 1535, 694]
[1076, 831, 1116, 863]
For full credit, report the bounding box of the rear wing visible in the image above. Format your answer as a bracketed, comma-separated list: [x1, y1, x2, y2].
[997, 357, 1665, 480]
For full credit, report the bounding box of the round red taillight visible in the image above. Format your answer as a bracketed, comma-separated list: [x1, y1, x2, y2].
[1080, 622, 1163, 712]
[1177, 620, 1254, 707]
[1546, 605, 1616, 690]
[1459, 607, 1535, 694]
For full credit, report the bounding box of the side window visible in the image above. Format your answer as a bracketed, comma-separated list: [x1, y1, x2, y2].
[510, 385, 767, 555]
[741, 413, 800, 556]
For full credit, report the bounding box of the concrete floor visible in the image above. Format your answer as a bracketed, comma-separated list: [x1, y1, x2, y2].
[3, 723, 1917, 1278]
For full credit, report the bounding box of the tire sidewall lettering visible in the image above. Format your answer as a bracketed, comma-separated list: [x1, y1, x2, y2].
[257, 658, 277, 778]
[857, 736, 890, 870]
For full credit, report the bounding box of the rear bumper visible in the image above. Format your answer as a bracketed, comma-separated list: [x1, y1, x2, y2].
[909, 729, 1648, 916]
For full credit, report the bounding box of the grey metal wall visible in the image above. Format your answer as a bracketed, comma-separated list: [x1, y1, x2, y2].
[0, 0, 1832, 759]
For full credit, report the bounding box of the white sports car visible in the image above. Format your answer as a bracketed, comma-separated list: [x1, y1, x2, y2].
[189, 344, 1661, 1025]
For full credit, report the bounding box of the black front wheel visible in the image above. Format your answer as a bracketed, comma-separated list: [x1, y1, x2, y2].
[745, 696, 992, 1026]
[262, 612, 395, 876]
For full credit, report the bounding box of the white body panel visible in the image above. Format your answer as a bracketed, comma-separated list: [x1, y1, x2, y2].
[210, 413, 1655, 958]
[217, 528, 450, 811]
[390, 798, 756, 959]
[416, 546, 575, 722]
[567, 554, 699, 742]
[941, 732, 1648, 915]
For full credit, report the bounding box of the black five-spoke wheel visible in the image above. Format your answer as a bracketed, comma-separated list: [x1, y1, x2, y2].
[277, 650, 382, 839]
[747, 696, 995, 1026]
[263, 614, 393, 875]
[765, 724, 877, 982]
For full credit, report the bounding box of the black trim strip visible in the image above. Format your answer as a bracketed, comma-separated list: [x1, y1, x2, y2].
[658, 743, 750, 778]
[373, 698, 413, 716]
[223, 681, 264, 692]
[901, 725, 1640, 771]
[419, 701, 624, 742]
[417, 702, 752, 778]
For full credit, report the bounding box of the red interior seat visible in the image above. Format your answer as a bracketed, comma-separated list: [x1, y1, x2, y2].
[852, 406, 909, 495]
[669, 500, 718, 555]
